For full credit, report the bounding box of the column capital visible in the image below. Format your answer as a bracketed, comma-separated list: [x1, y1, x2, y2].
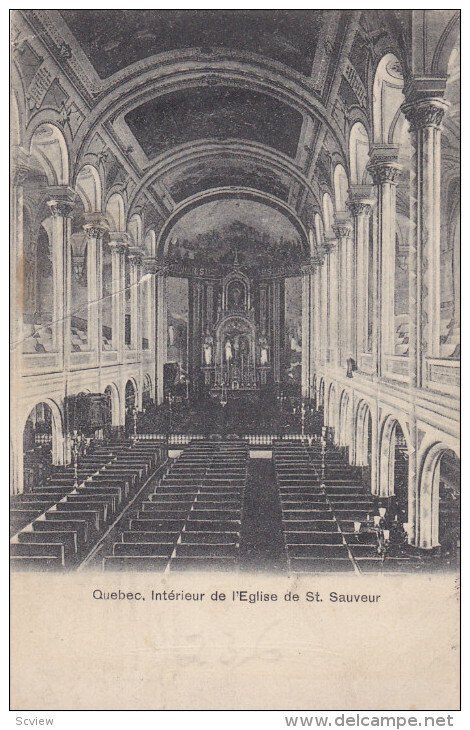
[128, 245, 145, 265]
[347, 200, 373, 217]
[301, 258, 322, 274]
[301, 263, 314, 276]
[46, 186, 77, 217]
[108, 231, 131, 250]
[402, 97, 449, 132]
[311, 251, 325, 267]
[347, 185, 376, 217]
[367, 145, 401, 186]
[323, 237, 337, 255]
[332, 213, 353, 240]
[83, 213, 110, 239]
[143, 258, 168, 276]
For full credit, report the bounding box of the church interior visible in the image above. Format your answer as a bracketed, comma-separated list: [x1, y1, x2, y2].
[10, 10, 460, 574]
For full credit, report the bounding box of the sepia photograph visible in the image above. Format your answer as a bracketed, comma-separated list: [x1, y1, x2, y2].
[9, 7, 461, 712]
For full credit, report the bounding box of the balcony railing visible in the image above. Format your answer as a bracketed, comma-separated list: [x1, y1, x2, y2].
[426, 358, 460, 396]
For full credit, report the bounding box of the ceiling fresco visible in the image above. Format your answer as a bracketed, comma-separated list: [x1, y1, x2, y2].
[59, 10, 323, 78]
[164, 199, 306, 273]
[164, 159, 291, 203]
[124, 86, 303, 159]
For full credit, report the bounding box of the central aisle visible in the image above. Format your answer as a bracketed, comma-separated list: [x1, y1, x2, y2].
[239, 457, 288, 573]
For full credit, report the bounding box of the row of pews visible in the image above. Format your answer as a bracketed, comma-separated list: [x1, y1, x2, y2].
[102, 440, 249, 572]
[274, 441, 423, 574]
[10, 442, 164, 571]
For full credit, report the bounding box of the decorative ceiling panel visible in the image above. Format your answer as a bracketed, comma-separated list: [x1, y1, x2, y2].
[59, 9, 323, 78]
[124, 86, 303, 159]
[164, 159, 291, 203]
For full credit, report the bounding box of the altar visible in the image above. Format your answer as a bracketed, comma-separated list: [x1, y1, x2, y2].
[187, 264, 285, 397]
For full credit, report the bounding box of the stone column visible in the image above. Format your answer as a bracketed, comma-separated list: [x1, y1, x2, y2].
[10, 157, 34, 494]
[332, 217, 353, 369]
[128, 246, 143, 353]
[83, 214, 110, 358]
[108, 232, 129, 357]
[401, 84, 448, 548]
[347, 187, 375, 362]
[10, 161, 28, 389]
[205, 281, 214, 331]
[370, 402, 380, 496]
[309, 269, 316, 395]
[143, 258, 157, 359]
[45, 188, 76, 465]
[155, 270, 167, 404]
[312, 264, 322, 372]
[272, 279, 283, 384]
[46, 187, 76, 371]
[324, 239, 337, 366]
[259, 281, 268, 333]
[402, 89, 448, 386]
[368, 148, 401, 374]
[319, 257, 328, 368]
[301, 265, 312, 398]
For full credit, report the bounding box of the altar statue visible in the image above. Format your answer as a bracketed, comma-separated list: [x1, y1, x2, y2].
[203, 333, 213, 366]
[225, 338, 233, 363]
[259, 332, 269, 365]
[228, 282, 243, 310]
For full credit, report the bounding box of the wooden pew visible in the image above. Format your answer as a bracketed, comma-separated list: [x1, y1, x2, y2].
[113, 542, 174, 557]
[10, 555, 61, 571]
[10, 541, 65, 565]
[18, 529, 78, 562]
[33, 518, 88, 544]
[51, 503, 104, 529]
[103, 556, 168, 572]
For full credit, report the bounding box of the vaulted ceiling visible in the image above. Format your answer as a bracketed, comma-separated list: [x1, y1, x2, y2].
[59, 10, 324, 78]
[124, 86, 303, 159]
[17, 9, 415, 271]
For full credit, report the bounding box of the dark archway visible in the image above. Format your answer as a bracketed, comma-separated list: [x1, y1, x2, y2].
[22, 403, 54, 492]
[393, 422, 408, 521]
